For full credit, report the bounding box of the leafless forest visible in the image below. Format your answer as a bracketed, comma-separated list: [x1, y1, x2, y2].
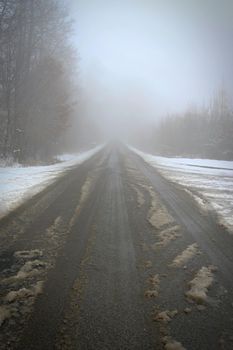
[0, 0, 77, 163]
[152, 86, 233, 159]
[1, 2, 233, 350]
[1, 0, 233, 164]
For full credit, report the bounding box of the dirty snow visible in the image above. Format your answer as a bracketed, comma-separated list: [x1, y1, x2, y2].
[145, 274, 160, 298]
[163, 336, 186, 350]
[153, 309, 178, 323]
[145, 185, 174, 230]
[149, 207, 174, 230]
[14, 249, 43, 260]
[130, 147, 233, 232]
[0, 280, 44, 328]
[46, 216, 63, 238]
[186, 265, 216, 303]
[69, 175, 93, 228]
[0, 306, 11, 326]
[5, 281, 44, 303]
[151, 225, 181, 249]
[131, 185, 145, 207]
[3, 260, 47, 284]
[0, 146, 103, 219]
[171, 243, 199, 267]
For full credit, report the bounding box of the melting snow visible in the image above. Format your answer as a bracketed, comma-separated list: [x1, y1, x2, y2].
[153, 309, 178, 323]
[145, 274, 160, 298]
[163, 336, 186, 350]
[152, 225, 181, 249]
[146, 186, 174, 229]
[186, 265, 216, 303]
[131, 185, 145, 207]
[3, 260, 47, 284]
[69, 175, 93, 228]
[5, 281, 44, 303]
[0, 146, 103, 219]
[130, 146, 233, 232]
[0, 306, 11, 326]
[0, 280, 44, 328]
[14, 249, 43, 260]
[171, 243, 199, 267]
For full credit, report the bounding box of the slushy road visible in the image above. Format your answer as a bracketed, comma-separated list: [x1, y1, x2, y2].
[0, 144, 233, 350]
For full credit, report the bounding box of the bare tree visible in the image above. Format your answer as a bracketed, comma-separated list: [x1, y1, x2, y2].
[153, 87, 233, 160]
[0, 0, 78, 163]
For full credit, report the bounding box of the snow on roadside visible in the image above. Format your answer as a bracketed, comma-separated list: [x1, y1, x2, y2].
[129, 146, 233, 232]
[0, 145, 103, 219]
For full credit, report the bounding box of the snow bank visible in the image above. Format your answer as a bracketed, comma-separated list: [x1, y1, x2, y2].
[130, 146, 233, 232]
[0, 145, 103, 219]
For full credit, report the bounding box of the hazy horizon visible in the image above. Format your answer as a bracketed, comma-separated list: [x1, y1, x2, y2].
[67, 0, 233, 140]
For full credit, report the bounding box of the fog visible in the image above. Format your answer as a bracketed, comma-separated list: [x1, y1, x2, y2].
[69, 0, 233, 141]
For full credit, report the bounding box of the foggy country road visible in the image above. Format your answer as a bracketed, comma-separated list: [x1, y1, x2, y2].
[0, 144, 233, 350]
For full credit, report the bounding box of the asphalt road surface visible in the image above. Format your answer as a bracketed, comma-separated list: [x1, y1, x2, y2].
[0, 144, 233, 350]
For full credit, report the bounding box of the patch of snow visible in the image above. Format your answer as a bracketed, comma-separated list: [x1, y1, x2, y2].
[153, 309, 178, 323]
[130, 146, 233, 232]
[144, 260, 152, 268]
[146, 185, 174, 229]
[0, 306, 11, 326]
[148, 274, 160, 287]
[184, 189, 208, 210]
[149, 207, 174, 230]
[186, 265, 216, 304]
[46, 216, 63, 238]
[0, 280, 44, 329]
[15, 260, 47, 280]
[14, 249, 43, 260]
[163, 336, 186, 350]
[0, 145, 103, 219]
[33, 280, 44, 296]
[144, 290, 158, 298]
[184, 307, 192, 314]
[170, 243, 199, 267]
[131, 184, 145, 207]
[3, 260, 47, 284]
[145, 274, 160, 298]
[151, 225, 181, 249]
[69, 175, 93, 228]
[5, 288, 33, 303]
[5, 280, 44, 303]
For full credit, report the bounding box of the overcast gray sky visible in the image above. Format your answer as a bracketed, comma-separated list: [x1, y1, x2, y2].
[69, 0, 233, 138]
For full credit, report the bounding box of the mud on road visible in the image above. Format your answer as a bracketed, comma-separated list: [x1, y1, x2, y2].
[0, 144, 233, 350]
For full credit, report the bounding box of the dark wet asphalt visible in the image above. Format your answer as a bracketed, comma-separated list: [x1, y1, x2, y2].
[0, 144, 233, 350]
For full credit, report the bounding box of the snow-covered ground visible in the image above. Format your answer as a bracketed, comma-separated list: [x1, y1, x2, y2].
[130, 147, 233, 232]
[0, 145, 103, 219]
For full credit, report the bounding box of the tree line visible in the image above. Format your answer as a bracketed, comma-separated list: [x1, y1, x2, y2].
[153, 87, 233, 160]
[0, 0, 77, 163]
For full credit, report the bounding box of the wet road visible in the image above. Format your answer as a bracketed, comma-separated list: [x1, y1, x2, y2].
[0, 144, 233, 349]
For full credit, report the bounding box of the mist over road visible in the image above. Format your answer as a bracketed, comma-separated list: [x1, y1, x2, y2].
[0, 144, 233, 350]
